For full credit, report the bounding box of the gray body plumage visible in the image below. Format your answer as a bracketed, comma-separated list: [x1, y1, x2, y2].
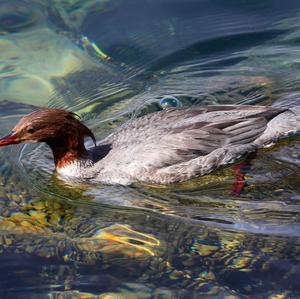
[57, 105, 300, 185]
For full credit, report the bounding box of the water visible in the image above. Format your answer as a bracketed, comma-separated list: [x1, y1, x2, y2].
[0, 0, 300, 298]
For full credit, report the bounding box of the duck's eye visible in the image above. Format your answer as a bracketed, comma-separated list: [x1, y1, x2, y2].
[27, 127, 35, 134]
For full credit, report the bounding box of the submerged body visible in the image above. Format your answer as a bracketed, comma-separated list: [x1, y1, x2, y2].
[0, 105, 299, 185]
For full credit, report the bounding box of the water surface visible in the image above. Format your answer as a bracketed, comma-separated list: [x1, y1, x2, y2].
[1, 0, 300, 298]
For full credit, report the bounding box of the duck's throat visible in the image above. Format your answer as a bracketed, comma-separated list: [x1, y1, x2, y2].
[46, 138, 91, 171]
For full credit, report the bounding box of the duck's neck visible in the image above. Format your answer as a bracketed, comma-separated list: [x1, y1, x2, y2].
[45, 136, 94, 176]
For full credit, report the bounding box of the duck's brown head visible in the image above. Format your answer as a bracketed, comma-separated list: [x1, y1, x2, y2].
[0, 109, 96, 168]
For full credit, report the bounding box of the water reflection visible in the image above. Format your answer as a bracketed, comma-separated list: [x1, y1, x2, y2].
[0, 1, 134, 110]
[0, 1, 45, 33]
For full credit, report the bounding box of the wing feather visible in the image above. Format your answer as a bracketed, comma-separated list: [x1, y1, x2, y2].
[96, 105, 285, 176]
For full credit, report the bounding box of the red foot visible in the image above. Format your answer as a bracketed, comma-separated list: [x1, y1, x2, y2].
[231, 152, 256, 195]
[232, 162, 248, 195]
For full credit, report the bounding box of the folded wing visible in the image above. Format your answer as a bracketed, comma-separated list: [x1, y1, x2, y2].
[95, 105, 285, 182]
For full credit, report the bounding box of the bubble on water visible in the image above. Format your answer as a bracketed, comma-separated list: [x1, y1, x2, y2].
[159, 95, 182, 109]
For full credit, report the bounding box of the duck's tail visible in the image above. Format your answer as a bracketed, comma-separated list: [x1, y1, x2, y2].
[273, 92, 300, 130]
[253, 94, 300, 147]
[272, 93, 300, 111]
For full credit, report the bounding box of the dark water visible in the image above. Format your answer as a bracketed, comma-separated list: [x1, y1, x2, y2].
[1, 0, 300, 298]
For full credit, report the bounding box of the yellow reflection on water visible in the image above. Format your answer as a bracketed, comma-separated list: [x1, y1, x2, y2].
[76, 224, 161, 257]
[0, 195, 162, 261]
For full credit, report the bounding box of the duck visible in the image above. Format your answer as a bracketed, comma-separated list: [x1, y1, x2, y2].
[0, 105, 299, 185]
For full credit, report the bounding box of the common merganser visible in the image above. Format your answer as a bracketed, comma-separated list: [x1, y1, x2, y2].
[0, 105, 299, 185]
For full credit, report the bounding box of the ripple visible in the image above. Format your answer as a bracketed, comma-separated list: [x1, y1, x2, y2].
[0, 1, 45, 33]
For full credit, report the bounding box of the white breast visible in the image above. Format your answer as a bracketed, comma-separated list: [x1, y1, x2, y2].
[56, 159, 95, 179]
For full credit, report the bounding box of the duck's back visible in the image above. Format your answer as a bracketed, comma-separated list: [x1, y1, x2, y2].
[91, 105, 297, 185]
